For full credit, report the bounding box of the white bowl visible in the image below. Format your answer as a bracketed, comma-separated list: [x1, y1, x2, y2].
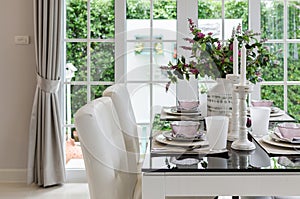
[170, 121, 201, 138]
[277, 122, 300, 139]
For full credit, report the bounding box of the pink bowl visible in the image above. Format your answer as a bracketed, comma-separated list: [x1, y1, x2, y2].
[177, 100, 199, 111]
[171, 121, 201, 138]
[277, 122, 300, 139]
[251, 100, 273, 107]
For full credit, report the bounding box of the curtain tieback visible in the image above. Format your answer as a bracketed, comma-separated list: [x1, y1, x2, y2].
[37, 74, 60, 93]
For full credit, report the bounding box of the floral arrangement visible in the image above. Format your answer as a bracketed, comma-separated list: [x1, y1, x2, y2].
[161, 18, 278, 91]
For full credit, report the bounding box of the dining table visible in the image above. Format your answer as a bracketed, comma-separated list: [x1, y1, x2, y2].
[141, 106, 300, 199]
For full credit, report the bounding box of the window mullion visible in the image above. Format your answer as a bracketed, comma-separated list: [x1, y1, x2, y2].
[87, 0, 91, 102]
[283, 0, 288, 111]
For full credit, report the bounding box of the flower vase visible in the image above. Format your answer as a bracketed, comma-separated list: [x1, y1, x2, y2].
[207, 78, 233, 116]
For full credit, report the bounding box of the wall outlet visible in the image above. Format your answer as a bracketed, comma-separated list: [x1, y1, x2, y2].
[14, 36, 30, 45]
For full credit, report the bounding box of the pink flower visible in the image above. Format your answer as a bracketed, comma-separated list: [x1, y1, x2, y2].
[197, 32, 205, 39]
[189, 68, 199, 75]
[217, 41, 221, 50]
[229, 44, 233, 51]
[229, 56, 233, 62]
[208, 32, 213, 36]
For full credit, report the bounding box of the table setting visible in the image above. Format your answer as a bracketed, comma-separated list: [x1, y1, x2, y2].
[152, 100, 229, 155]
[251, 122, 300, 156]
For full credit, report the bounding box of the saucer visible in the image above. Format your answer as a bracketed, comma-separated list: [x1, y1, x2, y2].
[164, 107, 201, 116]
[162, 131, 206, 142]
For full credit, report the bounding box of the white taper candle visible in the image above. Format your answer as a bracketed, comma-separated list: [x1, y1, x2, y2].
[240, 43, 246, 85]
[233, 37, 238, 75]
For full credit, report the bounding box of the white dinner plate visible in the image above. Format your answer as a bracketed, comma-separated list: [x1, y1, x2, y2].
[162, 131, 206, 142]
[155, 134, 209, 147]
[261, 134, 300, 149]
[164, 107, 201, 116]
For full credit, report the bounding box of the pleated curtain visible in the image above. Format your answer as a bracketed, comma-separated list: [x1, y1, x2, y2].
[27, 0, 65, 187]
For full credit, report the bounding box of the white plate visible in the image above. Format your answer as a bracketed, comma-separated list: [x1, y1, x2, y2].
[155, 134, 209, 147]
[164, 107, 201, 116]
[262, 134, 300, 149]
[270, 109, 285, 117]
[162, 131, 206, 142]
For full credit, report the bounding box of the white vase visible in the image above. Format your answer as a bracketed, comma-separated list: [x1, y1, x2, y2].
[207, 78, 233, 116]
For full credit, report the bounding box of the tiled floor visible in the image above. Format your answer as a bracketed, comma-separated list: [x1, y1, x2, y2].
[0, 183, 89, 199]
[0, 183, 236, 199]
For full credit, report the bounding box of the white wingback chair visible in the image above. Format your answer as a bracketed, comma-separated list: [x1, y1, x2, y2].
[74, 97, 140, 199]
[103, 84, 141, 165]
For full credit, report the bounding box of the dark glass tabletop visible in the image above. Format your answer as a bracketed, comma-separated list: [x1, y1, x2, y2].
[142, 114, 300, 173]
[142, 137, 300, 172]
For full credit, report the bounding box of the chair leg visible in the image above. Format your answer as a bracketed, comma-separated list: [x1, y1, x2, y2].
[232, 197, 239, 199]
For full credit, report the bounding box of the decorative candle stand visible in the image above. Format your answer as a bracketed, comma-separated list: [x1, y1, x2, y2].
[226, 74, 240, 141]
[231, 84, 256, 151]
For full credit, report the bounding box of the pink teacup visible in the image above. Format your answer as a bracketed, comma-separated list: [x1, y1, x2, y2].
[170, 121, 201, 138]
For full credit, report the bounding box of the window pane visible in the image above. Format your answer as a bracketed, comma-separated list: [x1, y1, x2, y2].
[261, 43, 284, 81]
[66, 0, 87, 39]
[71, 85, 87, 122]
[91, 42, 115, 81]
[288, 85, 300, 121]
[66, 42, 87, 81]
[288, 1, 300, 39]
[91, 85, 110, 100]
[288, 43, 300, 81]
[261, 85, 284, 109]
[225, 0, 248, 31]
[153, 42, 177, 81]
[261, 0, 284, 39]
[153, 83, 176, 111]
[90, 0, 115, 39]
[126, 42, 151, 81]
[127, 0, 150, 20]
[127, 83, 150, 123]
[198, 0, 221, 19]
[153, 0, 176, 19]
[198, 0, 222, 39]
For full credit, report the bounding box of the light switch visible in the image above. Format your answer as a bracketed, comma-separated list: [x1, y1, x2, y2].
[14, 36, 30, 45]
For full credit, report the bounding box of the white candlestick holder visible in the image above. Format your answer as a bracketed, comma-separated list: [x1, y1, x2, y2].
[226, 74, 240, 141]
[231, 84, 256, 151]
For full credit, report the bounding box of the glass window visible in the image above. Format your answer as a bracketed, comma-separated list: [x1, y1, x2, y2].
[261, 0, 284, 40]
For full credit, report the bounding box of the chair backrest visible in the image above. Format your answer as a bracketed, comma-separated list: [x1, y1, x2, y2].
[74, 97, 138, 199]
[103, 84, 140, 164]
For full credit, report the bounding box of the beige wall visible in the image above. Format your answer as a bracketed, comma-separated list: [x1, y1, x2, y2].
[0, 0, 35, 176]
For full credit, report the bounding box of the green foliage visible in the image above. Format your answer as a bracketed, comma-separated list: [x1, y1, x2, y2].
[198, 0, 221, 19]
[152, 114, 171, 131]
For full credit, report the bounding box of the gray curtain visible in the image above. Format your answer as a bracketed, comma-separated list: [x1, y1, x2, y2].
[27, 0, 65, 187]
